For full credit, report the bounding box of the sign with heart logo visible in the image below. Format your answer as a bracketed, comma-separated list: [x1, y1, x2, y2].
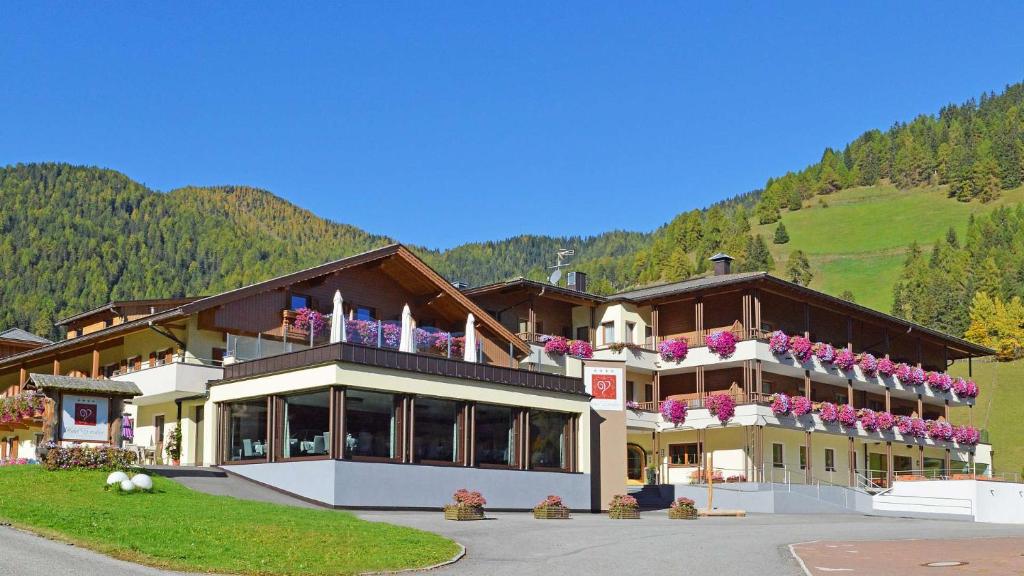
[584, 366, 625, 411]
[60, 394, 109, 442]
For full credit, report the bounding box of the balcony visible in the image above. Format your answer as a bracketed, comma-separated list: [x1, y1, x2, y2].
[112, 360, 223, 406]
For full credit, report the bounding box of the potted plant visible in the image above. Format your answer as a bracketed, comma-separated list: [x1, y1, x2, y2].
[607, 494, 639, 519]
[164, 425, 182, 466]
[533, 495, 571, 519]
[443, 489, 486, 521]
[668, 497, 698, 519]
[646, 464, 659, 485]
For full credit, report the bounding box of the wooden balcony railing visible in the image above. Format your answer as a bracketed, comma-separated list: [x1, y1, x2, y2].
[629, 389, 773, 414]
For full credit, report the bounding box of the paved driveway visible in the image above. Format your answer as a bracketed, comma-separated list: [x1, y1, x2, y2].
[358, 511, 1024, 576]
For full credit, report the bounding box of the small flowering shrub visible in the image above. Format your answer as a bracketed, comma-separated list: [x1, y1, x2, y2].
[658, 338, 689, 362]
[788, 336, 813, 362]
[568, 339, 594, 359]
[819, 402, 839, 423]
[833, 348, 855, 371]
[837, 404, 857, 427]
[668, 496, 698, 518]
[877, 357, 897, 377]
[790, 395, 813, 416]
[608, 494, 639, 511]
[857, 353, 878, 377]
[293, 307, 326, 335]
[543, 336, 570, 355]
[896, 416, 928, 438]
[660, 398, 688, 426]
[43, 443, 138, 472]
[0, 391, 46, 423]
[444, 489, 486, 511]
[875, 411, 896, 431]
[670, 497, 696, 510]
[953, 425, 981, 445]
[927, 420, 954, 442]
[813, 342, 836, 364]
[770, 393, 791, 416]
[952, 378, 979, 398]
[705, 330, 737, 358]
[0, 458, 33, 466]
[858, 408, 878, 432]
[768, 330, 789, 354]
[534, 494, 568, 511]
[705, 393, 735, 423]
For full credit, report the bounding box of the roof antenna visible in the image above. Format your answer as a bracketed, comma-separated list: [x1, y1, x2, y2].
[547, 249, 574, 285]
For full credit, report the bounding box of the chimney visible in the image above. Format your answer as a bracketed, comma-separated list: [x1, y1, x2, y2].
[566, 271, 588, 293]
[709, 253, 734, 276]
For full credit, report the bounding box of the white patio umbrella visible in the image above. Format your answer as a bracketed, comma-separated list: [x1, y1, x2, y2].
[329, 290, 346, 343]
[463, 313, 477, 363]
[399, 304, 415, 353]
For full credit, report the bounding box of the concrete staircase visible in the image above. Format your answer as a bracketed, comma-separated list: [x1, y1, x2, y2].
[627, 484, 675, 510]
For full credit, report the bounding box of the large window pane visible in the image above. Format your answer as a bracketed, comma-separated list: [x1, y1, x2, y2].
[529, 410, 569, 470]
[225, 399, 268, 462]
[344, 389, 396, 459]
[475, 404, 515, 466]
[283, 390, 330, 458]
[414, 397, 460, 463]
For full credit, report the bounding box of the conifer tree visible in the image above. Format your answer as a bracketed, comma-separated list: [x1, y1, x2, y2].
[773, 222, 790, 244]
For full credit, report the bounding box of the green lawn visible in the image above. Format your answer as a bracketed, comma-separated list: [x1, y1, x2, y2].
[949, 358, 1024, 479]
[0, 467, 458, 575]
[752, 183, 1024, 312]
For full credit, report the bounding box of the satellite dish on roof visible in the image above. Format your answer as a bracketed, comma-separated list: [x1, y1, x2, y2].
[549, 268, 562, 285]
[547, 248, 574, 285]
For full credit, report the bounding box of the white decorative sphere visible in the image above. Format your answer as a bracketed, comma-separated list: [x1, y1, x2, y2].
[119, 479, 136, 492]
[130, 474, 153, 491]
[106, 471, 129, 486]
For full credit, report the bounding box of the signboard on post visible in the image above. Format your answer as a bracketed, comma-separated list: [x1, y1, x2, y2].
[584, 366, 625, 411]
[60, 394, 109, 442]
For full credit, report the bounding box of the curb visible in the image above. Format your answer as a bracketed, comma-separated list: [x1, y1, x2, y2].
[360, 542, 466, 575]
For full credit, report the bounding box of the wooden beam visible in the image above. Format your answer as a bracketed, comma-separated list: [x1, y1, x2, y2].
[52, 357, 60, 376]
[804, 432, 813, 484]
[886, 442, 894, 488]
[804, 370, 811, 398]
[91, 349, 100, 378]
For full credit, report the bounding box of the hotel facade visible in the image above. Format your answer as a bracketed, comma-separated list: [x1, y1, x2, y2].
[0, 245, 1009, 516]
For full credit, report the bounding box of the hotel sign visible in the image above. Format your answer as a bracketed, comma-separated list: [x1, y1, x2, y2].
[60, 394, 109, 442]
[584, 366, 624, 411]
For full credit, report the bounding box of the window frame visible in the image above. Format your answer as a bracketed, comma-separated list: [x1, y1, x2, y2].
[342, 388, 404, 463]
[288, 293, 312, 311]
[601, 322, 615, 345]
[824, 448, 836, 472]
[275, 389, 333, 463]
[411, 395, 465, 467]
[772, 443, 785, 469]
[526, 409, 574, 473]
[668, 442, 700, 467]
[799, 445, 807, 470]
[474, 403, 519, 470]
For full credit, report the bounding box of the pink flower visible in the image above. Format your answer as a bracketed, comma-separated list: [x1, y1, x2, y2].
[895, 363, 925, 386]
[833, 349, 855, 371]
[814, 342, 836, 364]
[705, 393, 735, 423]
[543, 336, 569, 355]
[858, 408, 878, 432]
[857, 353, 878, 377]
[568, 339, 594, 358]
[926, 371, 953, 392]
[927, 420, 954, 441]
[819, 402, 839, 423]
[876, 411, 895, 431]
[788, 336, 813, 362]
[791, 395, 813, 416]
[660, 398, 688, 426]
[771, 393, 791, 416]
[658, 338, 688, 362]
[953, 425, 980, 445]
[877, 357, 897, 376]
[705, 330, 737, 358]
[837, 404, 857, 427]
[768, 330, 789, 354]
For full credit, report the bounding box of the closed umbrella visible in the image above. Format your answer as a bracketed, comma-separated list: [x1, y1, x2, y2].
[463, 313, 477, 363]
[330, 290, 346, 343]
[121, 415, 134, 442]
[399, 304, 415, 353]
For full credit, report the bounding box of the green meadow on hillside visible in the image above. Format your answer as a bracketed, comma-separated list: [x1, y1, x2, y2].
[950, 358, 1024, 478]
[751, 184, 1024, 311]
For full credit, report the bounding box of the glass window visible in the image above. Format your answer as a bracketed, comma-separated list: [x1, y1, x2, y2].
[344, 389, 397, 459]
[355, 306, 375, 321]
[529, 410, 570, 470]
[283, 390, 330, 459]
[669, 443, 699, 466]
[602, 322, 615, 345]
[835, 393, 848, 405]
[799, 445, 807, 470]
[772, 443, 784, 468]
[289, 294, 311, 311]
[225, 399, 268, 462]
[626, 322, 636, 343]
[475, 404, 515, 467]
[575, 326, 589, 342]
[825, 448, 836, 472]
[413, 397, 460, 464]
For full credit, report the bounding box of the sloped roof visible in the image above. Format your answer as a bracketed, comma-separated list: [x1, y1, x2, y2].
[55, 297, 203, 327]
[610, 272, 767, 301]
[463, 277, 608, 304]
[0, 328, 52, 345]
[27, 373, 141, 396]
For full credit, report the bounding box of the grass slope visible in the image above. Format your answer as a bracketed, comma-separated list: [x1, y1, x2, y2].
[0, 467, 458, 575]
[751, 184, 1024, 312]
[950, 358, 1024, 478]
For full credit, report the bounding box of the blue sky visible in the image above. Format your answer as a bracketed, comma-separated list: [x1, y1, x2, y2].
[2, 3, 1023, 248]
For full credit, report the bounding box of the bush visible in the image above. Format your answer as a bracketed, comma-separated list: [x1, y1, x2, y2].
[43, 443, 138, 472]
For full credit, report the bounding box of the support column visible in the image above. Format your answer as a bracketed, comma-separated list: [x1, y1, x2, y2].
[803, 302, 811, 338]
[804, 432, 813, 484]
[969, 404, 973, 427]
[527, 304, 537, 341]
[52, 357, 60, 376]
[847, 379, 854, 407]
[916, 395, 923, 418]
[918, 444, 925, 471]
[944, 448, 951, 479]
[753, 289, 762, 337]
[848, 436, 857, 487]
[885, 386, 891, 413]
[804, 370, 811, 399]
[755, 360, 763, 396]
[91, 349, 101, 379]
[696, 366, 705, 399]
[653, 372, 661, 407]
[651, 305, 660, 347]
[695, 299, 705, 345]
[742, 291, 752, 339]
[885, 441, 894, 488]
[18, 367, 28, 394]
